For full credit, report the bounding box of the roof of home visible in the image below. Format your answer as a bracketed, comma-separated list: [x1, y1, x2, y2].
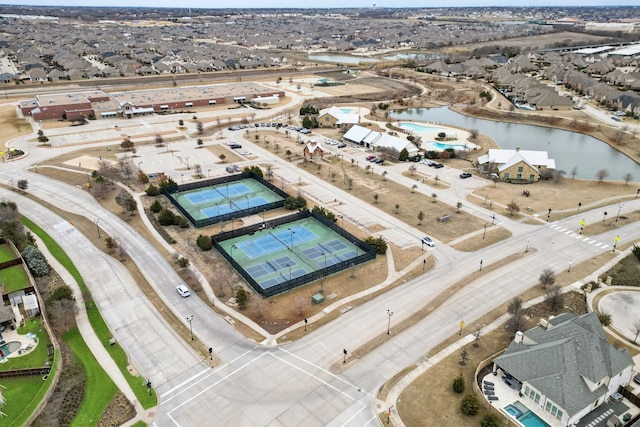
[494, 312, 633, 417]
[478, 148, 555, 169]
[319, 106, 360, 125]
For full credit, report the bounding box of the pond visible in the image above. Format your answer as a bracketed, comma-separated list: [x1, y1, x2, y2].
[389, 107, 639, 180]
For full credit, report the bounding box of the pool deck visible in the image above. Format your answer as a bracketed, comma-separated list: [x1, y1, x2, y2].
[483, 370, 640, 427]
[0, 321, 39, 361]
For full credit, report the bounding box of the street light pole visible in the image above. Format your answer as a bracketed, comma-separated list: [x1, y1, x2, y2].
[603, 211, 608, 222]
[187, 315, 194, 341]
[483, 223, 487, 240]
[94, 219, 101, 238]
[479, 259, 483, 271]
[616, 203, 623, 222]
[568, 258, 573, 272]
[491, 214, 495, 225]
[387, 309, 393, 335]
[288, 228, 295, 251]
[525, 240, 530, 253]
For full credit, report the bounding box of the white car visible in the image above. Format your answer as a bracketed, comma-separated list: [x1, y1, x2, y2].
[421, 236, 435, 247]
[176, 285, 191, 297]
[240, 151, 251, 156]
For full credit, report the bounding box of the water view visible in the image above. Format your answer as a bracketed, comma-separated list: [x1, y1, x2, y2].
[308, 54, 379, 64]
[390, 107, 639, 180]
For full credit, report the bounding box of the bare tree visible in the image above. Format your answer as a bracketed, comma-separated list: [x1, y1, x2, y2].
[569, 165, 578, 179]
[539, 268, 556, 289]
[552, 169, 566, 183]
[459, 347, 469, 366]
[408, 165, 417, 176]
[155, 134, 164, 146]
[545, 285, 564, 311]
[418, 210, 424, 225]
[595, 169, 609, 183]
[506, 200, 520, 216]
[507, 296, 525, 332]
[469, 128, 479, 140]
[632, 319, 640, 344]
[622, 173, 633, 186]
[473, 329, 481, 347]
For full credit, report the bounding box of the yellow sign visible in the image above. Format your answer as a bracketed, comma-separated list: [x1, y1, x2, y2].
[459, 321, 464, 330]
[580, 219, 585, 227]
[614, 235, 620, 242]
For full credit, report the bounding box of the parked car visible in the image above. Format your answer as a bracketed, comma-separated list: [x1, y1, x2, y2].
[373, 158, 384, 164]
[366, 155, 376, 161]
[368, 156, 378, 162]
[421, 236, 435, 247]
[240, 151, 252, 156]
[229, 143, 242, 149]
[634, 373, 640, 385]
[460, 172, 472, 179]
[433, 163, 444, 169]
[176, 285, 191, 298]
[611, 116, 620, 122]
[337, 143, 347, 148]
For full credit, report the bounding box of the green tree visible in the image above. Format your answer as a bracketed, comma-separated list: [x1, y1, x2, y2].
[158, 208, 176, 226]
[146, 184, 161, 196]
[597, 310, 612, 326]
[175, 216, 190, 228]
[418, 210, 424, 225]
[460, 394, 480, 416]
[150, 200, 163, 213]
[177, 257, 190, 268]
[363, 236, 387, 255]
[373, 193, 379, 204]
[236, 289, 248, 310]
[196, 235, 213, 251]
[47, 285, 75, 304]
[398, 148, 409, 161]
[22, 245, 49, 276]
[302, 115, 313, 129]
[159, 177, 178, 191]
[17, 179, 28, 192]
[452, 374, 465, 394]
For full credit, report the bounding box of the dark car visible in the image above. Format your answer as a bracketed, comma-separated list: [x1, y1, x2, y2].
[229, 143, 242, 149]
[433, 163, 444, 169]
[373, 157, 384, 164]
[460, 172, 472, 179]
[337, 143, 347, 148]
[634, 373, 640, 385]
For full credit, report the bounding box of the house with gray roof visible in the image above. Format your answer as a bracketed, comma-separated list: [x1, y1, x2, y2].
[493, 312, 634, 427]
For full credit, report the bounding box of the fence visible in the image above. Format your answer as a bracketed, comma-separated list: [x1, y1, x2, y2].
[213, 209, 376, 298]
[0, 366, 51, 378]
[163, 171, 288, 228]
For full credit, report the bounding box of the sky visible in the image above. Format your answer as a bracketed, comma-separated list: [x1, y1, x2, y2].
[2, 0, 638, 8]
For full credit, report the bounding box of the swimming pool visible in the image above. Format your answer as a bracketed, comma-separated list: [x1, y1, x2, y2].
[425, 141, 471, 151]
[0, 341, 21, 359]
[399, 122, 442, 133]
[504, 402, 551, 427]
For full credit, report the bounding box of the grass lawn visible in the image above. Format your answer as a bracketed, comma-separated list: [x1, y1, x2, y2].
[22, 216, 157, 409]
[130, 422, 147, 427]
[0, 244, 17, 263]
[63, 327, 118, 427]
[0, 318, 52, 371]
[0, 265, 29, 293]
[0, 350, 59, 427]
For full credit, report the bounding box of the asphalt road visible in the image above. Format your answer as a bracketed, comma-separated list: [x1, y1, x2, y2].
[1, 88, 639, 426]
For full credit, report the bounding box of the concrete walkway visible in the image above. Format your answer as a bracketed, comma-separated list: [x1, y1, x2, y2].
[32, 234, 158, 425]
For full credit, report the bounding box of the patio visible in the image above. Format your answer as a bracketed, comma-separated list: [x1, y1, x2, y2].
[481, 369, 640, 427]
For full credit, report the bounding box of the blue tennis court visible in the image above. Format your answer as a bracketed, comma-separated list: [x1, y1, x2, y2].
[236, 225, 318, 259]
[200, 196, 268, 218]
[217, 215, 371, 295]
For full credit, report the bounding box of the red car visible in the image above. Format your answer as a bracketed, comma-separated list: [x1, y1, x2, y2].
[366, 155, 376, 161]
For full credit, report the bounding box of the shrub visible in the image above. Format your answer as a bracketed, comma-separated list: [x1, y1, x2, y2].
[632, 244, 640, 261]
[149, 200, 163, 213]
[196, 235, 213, 251]
[177, 257, 190, 268]
[175, 216, 190, 228]
[145, 184, 161, 196]
[311, 206, 337, 222]
[460, 394, 480, 416]
[480, 413, 502, 427]
[47, 285, 75, 304]
[158, 208, 176, 226]
[452, 374, 465, 394]
[363, 236, 387, 255]
[22, 245, 49, 276]
[284, 196, 307, 210]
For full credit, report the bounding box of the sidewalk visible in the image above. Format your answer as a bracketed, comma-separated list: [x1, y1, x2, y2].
[33, 235, 157, 425]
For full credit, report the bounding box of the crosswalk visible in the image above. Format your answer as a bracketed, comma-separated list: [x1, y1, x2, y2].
[547, 223, 610, 250]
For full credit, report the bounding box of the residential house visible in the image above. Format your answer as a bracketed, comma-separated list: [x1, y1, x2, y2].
[477, 147, 555, 183]
[492, 312, 634, 427]
[343, 125, 419, 157]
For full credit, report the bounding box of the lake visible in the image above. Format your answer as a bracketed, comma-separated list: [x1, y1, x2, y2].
[308, 54, 379, 64]
[389, 107, 639, 181]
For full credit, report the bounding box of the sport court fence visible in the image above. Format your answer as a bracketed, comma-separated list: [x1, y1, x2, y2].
[213, 209, 376, 298]
[163, 171, 288, 228]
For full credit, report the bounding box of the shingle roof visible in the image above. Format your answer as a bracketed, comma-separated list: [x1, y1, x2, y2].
[494, 312, 633, 417]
